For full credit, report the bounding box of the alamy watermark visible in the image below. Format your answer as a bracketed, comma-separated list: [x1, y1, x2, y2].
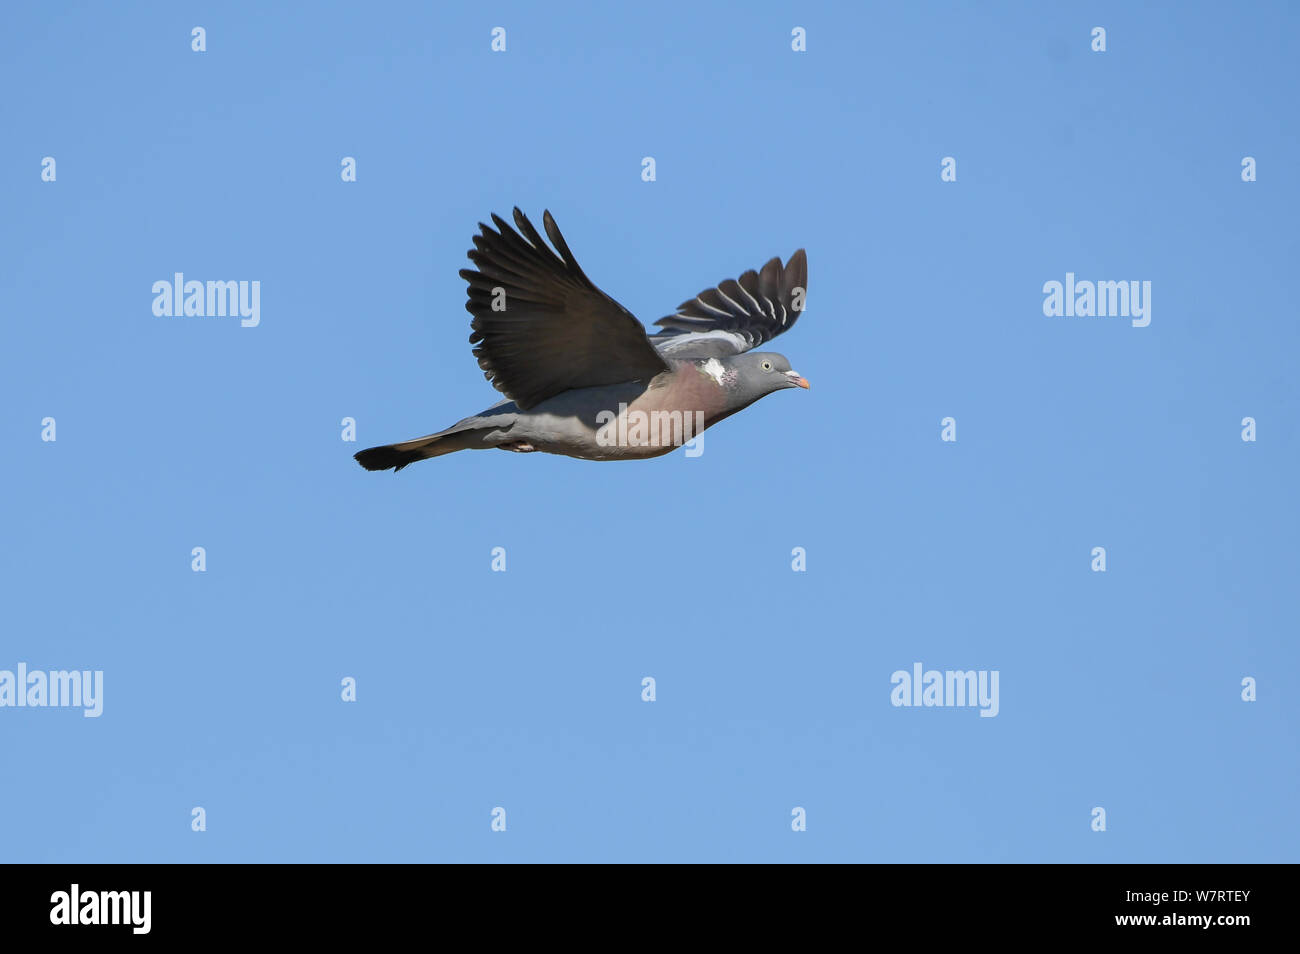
[890, 662, 999, 717]
[0, 663, 103, 717]
[50, 884, 150, 934]
[595, 404, 706, 456]
[152, 273, 260, 327]
[1043, 272, 1150, 327]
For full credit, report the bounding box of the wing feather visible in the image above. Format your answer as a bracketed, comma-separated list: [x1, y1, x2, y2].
[461, 209, 670, 409]
[651, 249, 807, 358]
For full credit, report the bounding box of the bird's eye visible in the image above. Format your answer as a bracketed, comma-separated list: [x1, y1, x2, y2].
[761, 360, 773, 372]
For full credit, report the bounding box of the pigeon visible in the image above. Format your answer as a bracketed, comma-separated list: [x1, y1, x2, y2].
[354, 208, 808, 471]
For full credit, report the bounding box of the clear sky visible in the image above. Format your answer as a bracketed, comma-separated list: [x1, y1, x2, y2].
[2, 1, 1296, 862]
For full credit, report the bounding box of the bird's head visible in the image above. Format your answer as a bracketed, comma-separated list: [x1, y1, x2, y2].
[730, 351, 810, 395]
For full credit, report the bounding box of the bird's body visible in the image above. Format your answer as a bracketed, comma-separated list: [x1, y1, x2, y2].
[355, 209, 809, 471]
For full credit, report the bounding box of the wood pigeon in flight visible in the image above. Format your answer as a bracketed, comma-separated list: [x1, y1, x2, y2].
[355, 208, 808, 471]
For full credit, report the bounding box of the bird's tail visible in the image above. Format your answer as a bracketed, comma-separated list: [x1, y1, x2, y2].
[354, 425, 490, 472]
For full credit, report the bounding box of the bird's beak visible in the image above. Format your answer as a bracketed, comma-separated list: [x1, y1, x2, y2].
[787, 370, 810, 389]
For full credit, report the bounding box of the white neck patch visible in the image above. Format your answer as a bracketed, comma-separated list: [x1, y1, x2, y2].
[700, 358, 728, 386]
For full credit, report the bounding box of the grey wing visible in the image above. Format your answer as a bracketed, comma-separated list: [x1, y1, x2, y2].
[650, 249, 807, 359]
[460, 209, 671, 411]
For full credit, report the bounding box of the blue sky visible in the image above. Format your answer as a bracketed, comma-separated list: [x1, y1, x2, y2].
[1, 0, 1296, 862]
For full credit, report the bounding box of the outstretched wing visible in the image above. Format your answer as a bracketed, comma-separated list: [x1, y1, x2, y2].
[650, 250, 808, 359]
[460, 208, 670, 410]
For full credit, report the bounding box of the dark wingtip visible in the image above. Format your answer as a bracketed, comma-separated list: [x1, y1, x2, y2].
[785, 249, 808, 304]
[541, 210, 583, 276]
